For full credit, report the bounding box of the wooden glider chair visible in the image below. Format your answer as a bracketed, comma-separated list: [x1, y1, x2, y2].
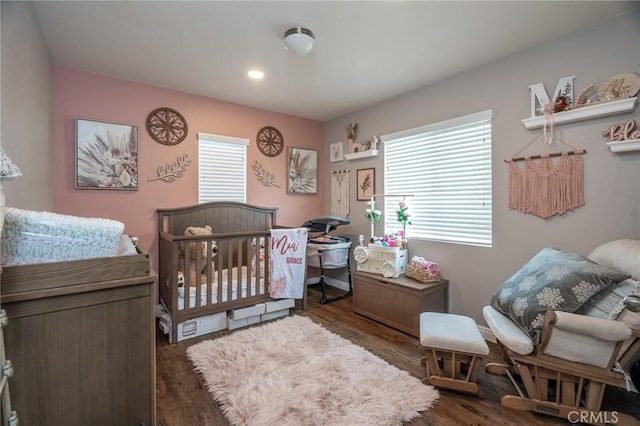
[483, 239, 640, 425]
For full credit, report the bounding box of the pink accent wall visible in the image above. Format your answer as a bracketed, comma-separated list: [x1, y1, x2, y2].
[53, 67, 324, 272]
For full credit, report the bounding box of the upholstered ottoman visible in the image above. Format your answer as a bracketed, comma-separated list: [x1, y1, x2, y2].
[419, 312, 489, 395]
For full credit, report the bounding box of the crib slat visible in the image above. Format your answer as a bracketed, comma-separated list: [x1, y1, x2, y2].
[560, 375, 576, 406]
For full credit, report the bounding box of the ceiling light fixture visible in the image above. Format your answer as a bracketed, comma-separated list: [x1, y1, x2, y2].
[283, 27, 315, 55]
[248, 70, 265, 80]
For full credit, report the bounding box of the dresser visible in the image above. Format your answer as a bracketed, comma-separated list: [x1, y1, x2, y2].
[353, 271, 449, 337]
[1, 253, 156, 426]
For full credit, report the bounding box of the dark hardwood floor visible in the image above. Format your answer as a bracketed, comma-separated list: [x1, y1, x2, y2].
[156, 287, 640, 425]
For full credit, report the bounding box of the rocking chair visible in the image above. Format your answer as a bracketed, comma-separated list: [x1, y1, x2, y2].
[483, 239, 640, 425]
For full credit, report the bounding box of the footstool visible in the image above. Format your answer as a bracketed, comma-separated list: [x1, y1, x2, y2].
[419, 312, 489, 395]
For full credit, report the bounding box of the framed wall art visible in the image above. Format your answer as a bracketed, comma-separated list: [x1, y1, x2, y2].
[330, 141, 344, 163]
[287, 147, 317, 195]
[357, 168, 375, 201]
[76, 118, 139, 190]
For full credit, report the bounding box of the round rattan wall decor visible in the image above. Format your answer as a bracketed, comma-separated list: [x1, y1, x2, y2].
[146, 107, 188, 145]
[256, 126, 284, 157]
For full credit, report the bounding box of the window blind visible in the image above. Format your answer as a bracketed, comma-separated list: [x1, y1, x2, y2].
[383, 110, 492, 247]
[198, 133, 248, 203]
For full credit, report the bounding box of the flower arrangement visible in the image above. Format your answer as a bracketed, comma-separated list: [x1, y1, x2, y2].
[396, 201, 411, 236]
[364, 203, 382, 222]
[365, 200, 382, 240]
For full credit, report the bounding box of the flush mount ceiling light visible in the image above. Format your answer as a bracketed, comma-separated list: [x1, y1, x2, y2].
[283, 27, 315, 55]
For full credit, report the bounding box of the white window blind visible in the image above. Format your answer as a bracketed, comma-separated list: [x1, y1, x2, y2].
[198, 133, 248, 203]
[383, 110, 492, 247]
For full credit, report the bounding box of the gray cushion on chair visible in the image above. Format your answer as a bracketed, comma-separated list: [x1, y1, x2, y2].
[490, 247, 629, 343]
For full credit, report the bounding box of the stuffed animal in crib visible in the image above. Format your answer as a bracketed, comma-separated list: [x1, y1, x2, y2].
[251, 238, 266, 278]
[177, 225, 217, 286]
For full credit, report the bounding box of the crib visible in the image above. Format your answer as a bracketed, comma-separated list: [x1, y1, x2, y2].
[157, 201, 296, 343]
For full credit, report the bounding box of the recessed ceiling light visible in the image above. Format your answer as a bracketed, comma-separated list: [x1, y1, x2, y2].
[248, 70, 264, 80]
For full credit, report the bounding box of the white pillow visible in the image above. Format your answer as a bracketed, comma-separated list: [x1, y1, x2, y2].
[588, 239, 640, 280]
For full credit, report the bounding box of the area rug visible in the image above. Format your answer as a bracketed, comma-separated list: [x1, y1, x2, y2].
[187, 315, 439, 426]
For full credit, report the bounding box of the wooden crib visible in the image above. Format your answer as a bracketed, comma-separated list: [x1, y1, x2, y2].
[157, 201, 290, 343]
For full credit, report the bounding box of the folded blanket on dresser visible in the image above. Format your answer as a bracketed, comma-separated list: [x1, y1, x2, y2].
[1, 207, 124, 266]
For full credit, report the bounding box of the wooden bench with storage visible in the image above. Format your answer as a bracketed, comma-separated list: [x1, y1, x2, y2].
[352, 271, 448, 337]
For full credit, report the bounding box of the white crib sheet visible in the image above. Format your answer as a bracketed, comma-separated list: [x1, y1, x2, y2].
[177, 266, 265, 310]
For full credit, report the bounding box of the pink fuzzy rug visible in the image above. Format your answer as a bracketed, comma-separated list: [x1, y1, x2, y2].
[187, 315, 438, 425]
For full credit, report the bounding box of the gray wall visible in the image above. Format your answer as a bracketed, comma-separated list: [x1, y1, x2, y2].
[1, 1, 54, 210]
[325, 9, 640, 325]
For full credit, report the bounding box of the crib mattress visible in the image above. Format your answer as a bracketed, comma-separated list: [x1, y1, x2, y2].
[178, 266, 266, 310]
[1, 207, 124, 266]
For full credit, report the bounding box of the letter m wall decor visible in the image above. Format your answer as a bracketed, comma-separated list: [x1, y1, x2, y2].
[528, 75, 575, 118]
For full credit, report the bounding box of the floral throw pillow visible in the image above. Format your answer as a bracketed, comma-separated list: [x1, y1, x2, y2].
[490, 247, 629, 343]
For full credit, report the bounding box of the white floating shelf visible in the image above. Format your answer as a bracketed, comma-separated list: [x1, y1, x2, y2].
[521, 97, 638, 129]
[344, 149, 379, 161]
[607, 138, 640, 153]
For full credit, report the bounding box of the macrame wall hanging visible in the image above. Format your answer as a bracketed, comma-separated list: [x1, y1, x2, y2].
[506, 132, 586, 219]
[331, 170, 350, 218]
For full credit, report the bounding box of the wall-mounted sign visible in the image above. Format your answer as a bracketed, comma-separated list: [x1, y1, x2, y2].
[602, 120, 640, 142]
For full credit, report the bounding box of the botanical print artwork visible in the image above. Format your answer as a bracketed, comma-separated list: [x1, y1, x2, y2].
[330, 142, 343, 162]
[76, 119, 139, 190]
[357, 168, 375, 201]
[288, 148, 317, 194]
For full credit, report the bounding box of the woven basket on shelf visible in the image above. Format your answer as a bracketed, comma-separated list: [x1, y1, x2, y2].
[405, 264, 442, 283]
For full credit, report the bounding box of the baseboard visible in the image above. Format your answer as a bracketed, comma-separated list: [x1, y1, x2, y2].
[478, 324, 497, 343]
[306, 276, 350, 292]
[324, 277, 349, 291]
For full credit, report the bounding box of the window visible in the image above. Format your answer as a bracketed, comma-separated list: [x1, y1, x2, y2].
[383, 110, 492, 247]
[198, 133, 248, 203]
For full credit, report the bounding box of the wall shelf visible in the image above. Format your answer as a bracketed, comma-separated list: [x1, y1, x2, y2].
[344, 149, 379, 161]
[521, 97, 638, 129]
[607, 138, 640, 153]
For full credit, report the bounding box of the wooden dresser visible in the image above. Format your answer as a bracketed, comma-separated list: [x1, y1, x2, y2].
[353, 271, 449, 337]
[1, 253, 156, 426]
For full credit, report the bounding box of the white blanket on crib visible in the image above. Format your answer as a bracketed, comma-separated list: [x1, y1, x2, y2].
[269, 228, 307, 299]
